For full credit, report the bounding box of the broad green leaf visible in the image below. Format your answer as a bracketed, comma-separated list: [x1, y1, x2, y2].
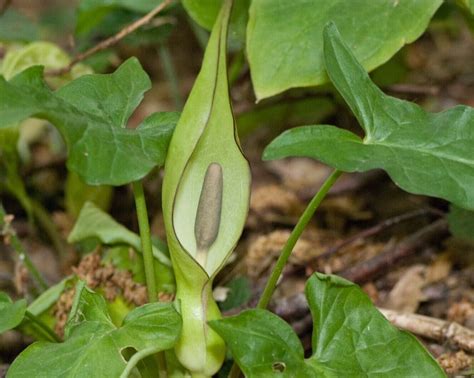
[183, 0, 250, 46]
[68, 201, 171, 266]
[0, 41, 92, 86]
[65, 171, 112, 219]
[27, 277, 70, 317]
[210, 273, 445, 377]
[76, 0, 165, 35]
[8, 282, 182, 378]
[0, 60, 179, 185]
[162, 0, 251, 375]
[447, 205, 474, 242]
[219, 276, 251, 312]
[0, 292, 27, 334]
[264, 23, 474, 210]
[0, 9, 39, 42]
[247, 0, 442, 100]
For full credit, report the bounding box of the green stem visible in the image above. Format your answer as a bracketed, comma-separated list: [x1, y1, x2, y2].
[132, 181, 157, 303]
[228, 170, 342, 378]
[257, 169, 342, 309]
[24, 311, 60, 342]
[159, 44, 183, 110]
[0, 205, 48, 292]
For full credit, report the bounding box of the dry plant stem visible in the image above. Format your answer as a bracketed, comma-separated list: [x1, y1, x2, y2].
[48, 0, 174, 76]
[0, 206, 48, 292]
[341, 218, 449, 284]
[380, 308, 474, 353]
[257, 169, 342, 310]
[25, 311, 60, 342]
[318, 207, 444, 259]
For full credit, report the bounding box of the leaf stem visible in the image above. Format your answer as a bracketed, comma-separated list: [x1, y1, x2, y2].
[228, 169, 342, 378]
[257, 169, 342, 309]
[24, 311, 60, 342]
[132, 181, 157, 302]
[0, 205, 48, 292]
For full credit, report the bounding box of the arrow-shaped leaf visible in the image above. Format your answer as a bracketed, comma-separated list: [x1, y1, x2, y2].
[0, 59, 178, 186]
[210, 273, 445, 377]
[264, 23, 474, 210]
[8, 282, 182, 378]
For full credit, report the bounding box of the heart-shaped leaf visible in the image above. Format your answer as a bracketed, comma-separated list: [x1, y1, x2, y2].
[0, 59, 179, 186]
[264, 23, 474, 210]
[0, 292, 26, 334]
[8, 281, 182, 378]
[247, 0, 442, 100]
[210, 273, 445, 377]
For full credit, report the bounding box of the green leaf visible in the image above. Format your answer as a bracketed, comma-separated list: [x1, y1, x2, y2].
[68, 201, 171, 266]
[65, 171, 112, 219]
[448, 205, 474, 242]
[0, 41, 92, 86]
[219, 276, 251, 312]
[8, 282, 182, 378]
[210, 273, 445, 377]
[76, 0, 165, 35]
[0, 292, 27, 334]
[460, 0, 474, 14]
[0, 59, 179, 185]
[247, 0, 442, 100]
[183, 0, 250, 46]
[264, 23, 474, 210]
[237, 97, 335, 138]
[162, 0, 251, 375]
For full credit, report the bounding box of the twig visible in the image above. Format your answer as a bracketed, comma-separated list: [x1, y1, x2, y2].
[48, 0, 174, 76]
[318, 208, 444, 260]
[380, 308, 474, 353]
[341, 219, 449, 284]
[387, 83, 440, 96]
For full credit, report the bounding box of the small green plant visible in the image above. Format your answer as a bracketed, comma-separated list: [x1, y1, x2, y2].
[2, 0, 474, 377]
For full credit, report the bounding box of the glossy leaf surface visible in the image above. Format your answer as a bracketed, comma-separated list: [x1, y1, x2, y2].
[247, 0, 442, 100]
[264, 23, 474, 210]
[211, 273, 445, 377]
[8, 282, 181, 378]
[0, 59, 178, 185]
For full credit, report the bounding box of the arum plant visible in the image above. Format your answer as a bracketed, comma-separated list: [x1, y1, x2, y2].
[162, 0, 251, 375]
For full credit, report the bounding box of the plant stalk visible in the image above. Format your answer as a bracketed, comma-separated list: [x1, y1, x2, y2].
[228, 169, 342, 378]
[132, 181, 168, 377]
[257, 169, 342, 309]
[132, 181, 157, 302]
[25, 311, 60, 342]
